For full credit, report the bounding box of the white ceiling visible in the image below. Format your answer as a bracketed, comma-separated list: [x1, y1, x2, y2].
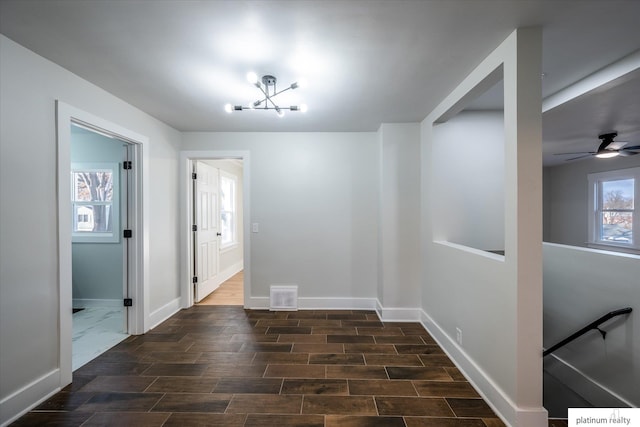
[1, 0, 640, 164]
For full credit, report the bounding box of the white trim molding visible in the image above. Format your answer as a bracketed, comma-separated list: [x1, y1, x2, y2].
[148, 297, 182, 330]
[56, 101, 150, 389]
[72, 299, 122, 308]
[544, 353, 633, 408]
[420, 310, 548, 427]
[375, 300, 422, 322]
[0, 370, 60, 427]
[248, 297, 377, 311]
[216, 261, 243, 289]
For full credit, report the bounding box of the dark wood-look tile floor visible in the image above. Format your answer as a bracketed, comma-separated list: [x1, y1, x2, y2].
[11, 306, 553, 426]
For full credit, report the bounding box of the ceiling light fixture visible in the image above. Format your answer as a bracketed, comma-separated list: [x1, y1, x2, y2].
[595, 150, 619, 159]
[595, 132, 621, 158]
[225, 73, 307, 117]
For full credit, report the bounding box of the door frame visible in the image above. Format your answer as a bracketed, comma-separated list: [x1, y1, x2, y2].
[56, 101, 149, 387]
[180, 151, 251, 308]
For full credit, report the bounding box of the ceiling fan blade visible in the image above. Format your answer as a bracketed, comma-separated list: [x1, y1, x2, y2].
[554, 151, 595, 156]
[618, 150, 639, 157]
[607, 141, 628, 150]
[565, 154, 593, 161]
[620, 145, 640, 151]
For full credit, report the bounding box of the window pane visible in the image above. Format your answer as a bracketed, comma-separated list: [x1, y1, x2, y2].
[220, 177, 233, 211]
[602, 179, 634, 209]
[73, 204, 112, 233]
[72, 171, 114, 202]
[221, 211, 233, 245]
[600, 211, 633, 243]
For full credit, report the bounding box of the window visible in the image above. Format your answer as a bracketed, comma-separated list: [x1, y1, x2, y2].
[588, 167, 640, 252]
[71, 163, 119, 242]
[219, 171, 237, 248]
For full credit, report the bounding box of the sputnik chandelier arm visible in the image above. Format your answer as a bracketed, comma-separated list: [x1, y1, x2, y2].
[225, 72, 308, 117]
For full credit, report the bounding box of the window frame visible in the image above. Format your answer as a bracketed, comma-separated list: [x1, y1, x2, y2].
[587, 167, 640, 253]
[219, 170, 238, 250]
[71, 162, 120, 243]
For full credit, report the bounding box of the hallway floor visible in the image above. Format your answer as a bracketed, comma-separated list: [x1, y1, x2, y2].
[198, 271, 243, 306]
[14, 306, 515, 426]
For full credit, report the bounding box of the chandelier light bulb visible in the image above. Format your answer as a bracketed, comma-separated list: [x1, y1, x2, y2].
[224, 103, 233, 113]
[276, 108, 285, 118]
[246, 71, 259, 85]
[300, 103, 308, 113]
[296, 78, 308, 89]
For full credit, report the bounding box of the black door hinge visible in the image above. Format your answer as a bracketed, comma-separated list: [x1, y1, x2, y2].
[123, 298, 133, 307]
[123, 229, 133, 238]
[192, 276, 198, 284]
[192, 225, 197, 232]
[123, 161, 132, 170]
[192, 172, 197, 179]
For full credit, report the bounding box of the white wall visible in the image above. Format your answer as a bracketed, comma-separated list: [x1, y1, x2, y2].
[182, 132, 379, 305]
[432, 111, 505, 251]
[543, 155, 640, 247]
[543, 243, 639, 406]
[377, 123, 421, 315]
[0, 35, 181, 424]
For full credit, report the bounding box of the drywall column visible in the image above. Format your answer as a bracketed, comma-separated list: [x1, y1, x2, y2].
[377, 123, 421, 319]
[508, 27, 544, 418]
[421, 28, 545, 426]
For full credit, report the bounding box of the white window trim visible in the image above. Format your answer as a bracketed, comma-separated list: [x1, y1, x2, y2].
[71, 162, 120, 243]
[219, 170, 238, 250]
[587, 166, 640, 253]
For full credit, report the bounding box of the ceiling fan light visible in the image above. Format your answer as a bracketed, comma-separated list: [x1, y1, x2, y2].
[595, 151, 619, 159]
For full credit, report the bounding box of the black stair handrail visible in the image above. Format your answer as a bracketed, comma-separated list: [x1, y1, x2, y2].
[543, 307, 632, 357]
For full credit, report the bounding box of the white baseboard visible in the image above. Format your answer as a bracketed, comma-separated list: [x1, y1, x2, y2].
[148, 297, 182, 330]
[420, 310, 547, 427]
[375, 300, 421, 321]
[0, 369, 60, 427]
[248, 297, 377, 311]
[544, 353, 632, 407]
[216, 261, 243, 287]
[72, 298, 121, 308]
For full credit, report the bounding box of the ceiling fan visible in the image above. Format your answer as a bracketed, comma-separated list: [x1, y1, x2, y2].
[555, 132, 640, 161]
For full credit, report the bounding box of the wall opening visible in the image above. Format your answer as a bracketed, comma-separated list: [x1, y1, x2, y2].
[432, 67, 506, 255]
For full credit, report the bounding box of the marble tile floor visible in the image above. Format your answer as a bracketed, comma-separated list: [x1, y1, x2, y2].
[13, 306, 559, 426]
[73, 306, 129, 371]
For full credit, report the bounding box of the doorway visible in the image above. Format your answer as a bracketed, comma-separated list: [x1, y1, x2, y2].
[57, 102, 148, 387]
[193, 159, 245, 305]
[180, 152, 250, 309]
[69, 122, 132, 369]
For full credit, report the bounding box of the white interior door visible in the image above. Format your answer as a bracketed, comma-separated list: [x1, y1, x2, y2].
[194, 161, 220, 302]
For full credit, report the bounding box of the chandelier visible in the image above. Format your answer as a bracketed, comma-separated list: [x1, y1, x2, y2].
[225, 72, 307, 117]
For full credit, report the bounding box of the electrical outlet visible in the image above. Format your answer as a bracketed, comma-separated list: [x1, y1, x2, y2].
[456, 327, 462, 345]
